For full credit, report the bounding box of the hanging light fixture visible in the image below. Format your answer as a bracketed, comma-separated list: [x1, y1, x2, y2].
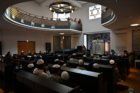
[49, 1, 77, 14]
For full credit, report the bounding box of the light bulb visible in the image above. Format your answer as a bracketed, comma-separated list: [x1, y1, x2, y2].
[61, 9, 63, 12]
[70, 6, 72, 9]
[50, 7, 52, 10]
[58, 4, 60, 7]
[71, 10, 74, 13]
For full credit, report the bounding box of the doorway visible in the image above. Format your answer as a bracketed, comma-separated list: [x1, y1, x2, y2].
[17, 41, 35, 55]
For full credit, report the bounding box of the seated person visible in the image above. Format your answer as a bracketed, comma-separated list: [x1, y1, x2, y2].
[5, 58, 13, 66]
[33, 59, 51, 78]
[61, 71, 77, 88]
[70, 53, 78, 62]
[13, 54, 18, 60]
[39, 51, 43, 55]
[63, 63, 69, 67]
[5, 51, 12, 62]
[90, 54, 94, 58]
[28, 51, 32, 55]
[92, 63, 100, 72]
[54, 59, 60, 64]
[136, 51, 140, 59]
[76, 60, 86, 70]
[34, 55, 41, 63]
[109, 60, 119, 74]
[14, 59, 22, 69]
[111, 49, 116, 56]
[78, 19, 81, 24]
[21, 51, 24, 55]
[98, 54, 102, 60]
[74, 18, 77, 22]
[83, 55, 88, 62]
[44, 50, 49, 54]
[50, 64, 62, 83]
[123, 50, 130, 57]
[27, 63, 34, 73]
[116, 54, 121, 60]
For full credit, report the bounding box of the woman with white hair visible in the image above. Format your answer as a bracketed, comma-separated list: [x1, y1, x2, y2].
[76, 60, 86, 70]
[92, 63, 100, 72]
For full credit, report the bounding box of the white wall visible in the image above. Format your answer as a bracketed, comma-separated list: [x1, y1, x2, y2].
[2, 29, 45, 55]
[16, 1, 52, 18]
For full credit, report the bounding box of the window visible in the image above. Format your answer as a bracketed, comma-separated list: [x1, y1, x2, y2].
[53, 13, 70, 21]
[89, 5, 101, 20]
[84, 35, 87, 48]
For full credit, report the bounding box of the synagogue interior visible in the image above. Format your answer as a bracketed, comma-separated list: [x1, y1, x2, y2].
[0, 0, 140, 93]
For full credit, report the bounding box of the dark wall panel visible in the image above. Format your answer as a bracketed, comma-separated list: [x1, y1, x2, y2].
[63, 36, 71, 49]
[53, 36, 60, 51]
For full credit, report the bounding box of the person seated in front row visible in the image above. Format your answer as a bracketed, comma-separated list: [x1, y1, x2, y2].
[50, 64, 62, 83]
[21, 51, 24, 55]
[123, 50, 130, 57]
[27, 63, 34, 73]
[109, 60, 119, 74]
[92, 63, 100, 72]
[33, 59, 51, 78]
[76, 60, 86, 70]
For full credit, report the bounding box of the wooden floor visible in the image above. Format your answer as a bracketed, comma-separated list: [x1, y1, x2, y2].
[117, 67, 140, 93]
[0, 68, 140, 93]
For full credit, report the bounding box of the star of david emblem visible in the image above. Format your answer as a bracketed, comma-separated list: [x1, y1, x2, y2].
[90, 6, 100, 18]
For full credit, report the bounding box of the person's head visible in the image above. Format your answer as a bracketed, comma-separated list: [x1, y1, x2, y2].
[6, 51, 11, 56]
[63, 63, 69, 67]
[21, 51, 24, 54]
[36, 55, 41, 59]
[39, 51, 42, 53]
[52, 64, 61, 75]
[54, 59, 59, 64]
[28, 63, 34, 69]
[36, 59, 45, 69]
[124, 50, 127, 53]
[61, 71, 69, 81]
[93, 63, 99, 69]
[78, 59, 84, 66]
[111, 49, 114, 52]
[109, 60, 115, 66]
[14, 59, 20, 65]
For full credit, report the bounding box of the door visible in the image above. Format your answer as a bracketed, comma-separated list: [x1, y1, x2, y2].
[53, 36, 60, 51]
[18, 41, 35, 55]
[63, 36, 71, 49]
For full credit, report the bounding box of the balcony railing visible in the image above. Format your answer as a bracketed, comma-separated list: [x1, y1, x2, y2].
[101, 9, 116, 25]
[5, 5, 82, 31]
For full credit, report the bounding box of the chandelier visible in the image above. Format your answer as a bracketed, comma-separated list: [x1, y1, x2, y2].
[49, 1, 77, 14]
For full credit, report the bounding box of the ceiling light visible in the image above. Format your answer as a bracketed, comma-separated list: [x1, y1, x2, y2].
[70, 6, 72, 9]
[131, 24, 139, 26]
[71, 10, 74, 13]
[60, 33, 65, 35]
[61, 9, 63, 12]
[50, 7, 52, 10]
[58, 4, 60, 7]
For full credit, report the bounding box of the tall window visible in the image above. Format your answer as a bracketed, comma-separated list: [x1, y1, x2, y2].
[53, 13, 70, 21]
[84, 35, 87, 48]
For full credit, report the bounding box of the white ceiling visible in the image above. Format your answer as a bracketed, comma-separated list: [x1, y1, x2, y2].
[0, 0, 140, 33]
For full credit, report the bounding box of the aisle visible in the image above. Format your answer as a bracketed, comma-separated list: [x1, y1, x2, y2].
[117, 67, 140, 93]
